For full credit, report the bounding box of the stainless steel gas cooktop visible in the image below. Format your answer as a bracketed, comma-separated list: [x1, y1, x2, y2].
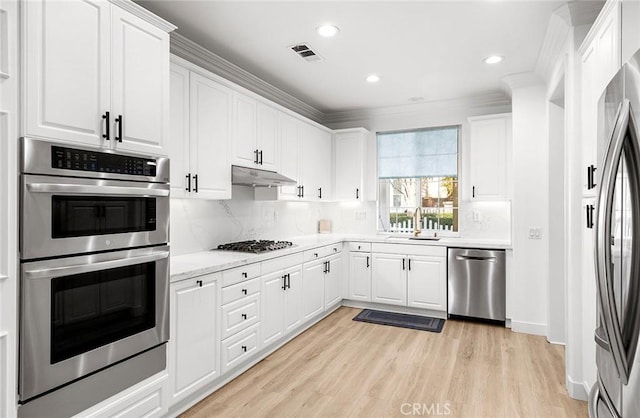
[216, 240, 294, 253]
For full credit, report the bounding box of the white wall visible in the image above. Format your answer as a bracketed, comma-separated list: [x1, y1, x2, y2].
[509, 82, 550, 336]
[548, 99, 566, 344]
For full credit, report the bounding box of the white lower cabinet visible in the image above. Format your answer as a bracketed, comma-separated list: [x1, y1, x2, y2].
[371, 253, 407, 306]
[302, 259, 326, 320]
[78, 373, 169, 418]
[406, 255, 447, 311]
[324, 254, 343, 308]
[220, 323, 260, 374]
[168, 274, 219, 404]
[348, 251, 372, 302]
[261, 265, 304, 347]
[371, 244, 447, 312]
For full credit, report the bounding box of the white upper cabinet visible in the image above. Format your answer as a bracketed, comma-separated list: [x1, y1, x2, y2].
[468, 114, 512, 201]
[301, 123, 332, 201]
[277, 112, 302, 200]
[232, 93, 279, 171]
[24, 0, 173, 155]
[168, 59, 232, 200]
[24, 0, 110, 147]
[580, 1, 622, 197]
[110, 7, 169, 155]
[334, 128, 370, 201]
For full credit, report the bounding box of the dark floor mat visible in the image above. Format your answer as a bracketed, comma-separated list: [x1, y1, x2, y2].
[352, 309, 445, 333]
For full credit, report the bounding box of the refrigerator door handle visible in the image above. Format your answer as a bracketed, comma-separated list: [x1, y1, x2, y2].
[594, 326, 611, 352]
[595, 98, 637, 385]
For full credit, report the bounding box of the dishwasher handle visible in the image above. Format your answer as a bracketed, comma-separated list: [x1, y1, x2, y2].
[455, 255, 496, 262]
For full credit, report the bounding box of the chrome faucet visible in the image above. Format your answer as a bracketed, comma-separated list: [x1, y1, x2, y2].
[413, 207, 422, 237]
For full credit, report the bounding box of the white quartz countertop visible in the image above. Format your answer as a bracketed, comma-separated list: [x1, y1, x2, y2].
[170, 233, 511, 283]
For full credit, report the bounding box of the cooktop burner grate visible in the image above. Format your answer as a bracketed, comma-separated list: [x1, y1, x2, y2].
[216, 240, 294, 253]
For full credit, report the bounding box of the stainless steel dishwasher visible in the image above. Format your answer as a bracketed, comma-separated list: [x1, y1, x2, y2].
[447, 248, 506, 322]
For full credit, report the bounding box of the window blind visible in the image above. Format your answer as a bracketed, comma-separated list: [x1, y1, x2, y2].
[377, 126, 458, 179]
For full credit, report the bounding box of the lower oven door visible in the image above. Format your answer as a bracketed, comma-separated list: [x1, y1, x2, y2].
[19, 245, 170, 402]
[21, 174, 169, 260]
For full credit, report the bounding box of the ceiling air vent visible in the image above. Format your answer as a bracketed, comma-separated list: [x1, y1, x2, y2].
[290, 43, 323, 62]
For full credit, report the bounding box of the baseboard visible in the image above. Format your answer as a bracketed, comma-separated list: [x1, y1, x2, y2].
[341, 299, 447, 319]
[565, 375, 589, 401]
[510, 320, 546, 336]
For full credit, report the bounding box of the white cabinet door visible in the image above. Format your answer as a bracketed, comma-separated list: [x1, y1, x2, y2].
[256, 102, 279, 171]
[349, 252, 371, 302]
[233, 93, 258, 167]
[334, 130, 364, 201]
[283, 266, 303, 333]
[371, 253, 407, 306]
[189, 73, 232, 199]
[168, 64, 190, 198]
[301, 124, 332, 201]
[581, 42, 598, 197]
[469, 115, 510, 200]
[407, 255, 446, 311]
[24, 0, 110, 147]
[302, 261, 325, 320]
[324, 254, 342, 308]
[278, 112, 302, 200]
[111, 6, 169, 155]
[261, 271, 285, 346]
[169, 275, 218, 403]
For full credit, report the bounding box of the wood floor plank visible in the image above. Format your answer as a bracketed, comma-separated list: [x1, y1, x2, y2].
[182, 307, 587, 418]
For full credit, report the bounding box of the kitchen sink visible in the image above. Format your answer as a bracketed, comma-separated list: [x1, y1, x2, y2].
[386, 236, 441, 241]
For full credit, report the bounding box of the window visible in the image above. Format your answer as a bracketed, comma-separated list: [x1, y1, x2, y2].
[377, 126, 459, 234]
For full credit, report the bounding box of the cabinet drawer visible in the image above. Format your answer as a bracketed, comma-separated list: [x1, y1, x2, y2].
[221, 323, 260, 374]
[222, 277, 260, 305]
[221, 293, 260, 339]
[303, 243, 342, 262]
[221, 263, 261, 287]
[371, 243, 446, 257]
[261, 252, 304, 275]
[348, 242, 371, 252]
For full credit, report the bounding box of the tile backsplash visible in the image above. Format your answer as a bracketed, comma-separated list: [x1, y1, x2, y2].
[170, 186, 510, 255]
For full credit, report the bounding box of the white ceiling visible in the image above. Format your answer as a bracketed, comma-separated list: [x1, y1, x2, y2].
[138, 1, 565, 113]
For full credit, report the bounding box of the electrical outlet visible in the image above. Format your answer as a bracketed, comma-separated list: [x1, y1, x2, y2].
[528, 227, 542, 239]
[472, 211, 481, 222]
[355, 211, 367, 220]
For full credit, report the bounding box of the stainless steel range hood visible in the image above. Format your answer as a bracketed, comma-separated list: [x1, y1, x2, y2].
[231, 165, 296, 187]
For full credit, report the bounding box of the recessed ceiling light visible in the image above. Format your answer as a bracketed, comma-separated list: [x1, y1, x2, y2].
[316, 24, 339, 37]
[483, 55, 504, 64]
[366, 74, 380, 83]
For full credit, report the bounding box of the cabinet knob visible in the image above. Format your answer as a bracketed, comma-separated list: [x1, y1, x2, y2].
[242, 345, 247, 352]
[314, 253, 318, 258]
[242, 272, 248, 278]
[196, 280, 203, 287]
[242, 313, 247, 320]
[242, 288, 247, 295]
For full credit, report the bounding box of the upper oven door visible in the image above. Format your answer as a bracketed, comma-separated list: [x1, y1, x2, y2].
[19, 245, 170, 401]
[21, 174, 169, 259]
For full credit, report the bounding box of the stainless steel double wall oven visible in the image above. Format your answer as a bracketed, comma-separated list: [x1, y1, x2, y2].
[18, 138, 170, 417]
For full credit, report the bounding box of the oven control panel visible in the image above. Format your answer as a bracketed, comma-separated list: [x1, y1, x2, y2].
[51, 146, 157, 176]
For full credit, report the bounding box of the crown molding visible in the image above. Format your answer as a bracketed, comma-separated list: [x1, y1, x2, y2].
[323, 92, 511, 125]
[535, 7, 571, 84]
[109, 0, 176, 32]
[170, 33, 324, 123]
[502, 72, 545, 93]
[578, 0, 617, 56]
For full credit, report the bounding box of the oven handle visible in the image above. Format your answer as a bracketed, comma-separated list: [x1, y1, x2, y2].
[26, 183, 170, 197]
[23, 251, 170, 280]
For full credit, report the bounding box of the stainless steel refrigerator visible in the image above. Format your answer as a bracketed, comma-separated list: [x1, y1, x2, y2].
[590, 49, 640, 417]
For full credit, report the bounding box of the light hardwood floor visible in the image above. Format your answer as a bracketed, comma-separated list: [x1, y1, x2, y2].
[183, 307, 587, 418]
